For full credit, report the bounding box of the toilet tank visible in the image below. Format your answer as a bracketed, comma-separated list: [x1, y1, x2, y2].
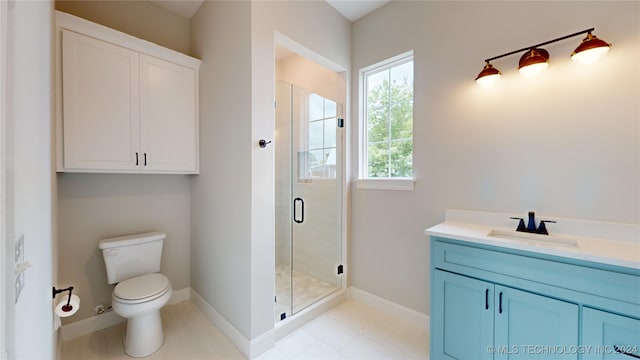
[99, 232, 166, 284]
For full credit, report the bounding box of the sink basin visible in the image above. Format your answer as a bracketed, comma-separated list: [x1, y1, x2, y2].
[486, 229, 580, 249]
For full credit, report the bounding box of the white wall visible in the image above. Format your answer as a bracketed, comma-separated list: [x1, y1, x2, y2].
[54, 1, 193, 323]
[7, 0, 55, 358]
[190, 1, 349, 351]
[350, 1, 640, 316]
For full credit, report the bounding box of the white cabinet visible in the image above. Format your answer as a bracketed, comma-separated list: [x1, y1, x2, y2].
[56, 12, 200, 174]
[140, 54, 197, 172]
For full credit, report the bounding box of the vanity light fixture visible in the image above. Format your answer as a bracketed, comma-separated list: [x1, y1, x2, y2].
[475, 27, 611, 87]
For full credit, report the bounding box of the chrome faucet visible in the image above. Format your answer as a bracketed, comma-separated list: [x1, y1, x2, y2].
[510, 211, 556, 235]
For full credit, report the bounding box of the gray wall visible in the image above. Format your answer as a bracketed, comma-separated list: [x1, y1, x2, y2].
[350, 1, 640, 315]
[190, 0, 253, 339]
[8, 1, 55, 357]
[55, 1, 192, 323]
[55, 0, 189, 54]
[191, 0, 350, 341]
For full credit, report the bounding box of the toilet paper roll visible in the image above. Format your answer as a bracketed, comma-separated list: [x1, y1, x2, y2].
[54, 294, 80, 317]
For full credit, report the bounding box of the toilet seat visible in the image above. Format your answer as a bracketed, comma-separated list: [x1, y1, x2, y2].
[113, 273, 170, 304]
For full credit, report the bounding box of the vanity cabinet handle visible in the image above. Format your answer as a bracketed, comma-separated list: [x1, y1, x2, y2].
[485, 289, 489, 310]
[499, 292, 503, 314]
[144, 153, 147, 166]
[135, 152, 139, 166]
[614, 345, 640, 359]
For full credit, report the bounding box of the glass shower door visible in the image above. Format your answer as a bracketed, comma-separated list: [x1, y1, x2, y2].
[274, 81, 343, 322]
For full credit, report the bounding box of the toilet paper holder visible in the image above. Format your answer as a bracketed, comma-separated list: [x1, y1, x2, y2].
[52, 286, 74, 312]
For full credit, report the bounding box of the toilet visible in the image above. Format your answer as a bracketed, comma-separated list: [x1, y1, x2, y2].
[99, 232, 172, 357]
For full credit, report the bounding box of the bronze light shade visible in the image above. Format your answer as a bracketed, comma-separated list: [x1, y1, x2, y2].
[475, 62, 501, 88]
[518, 48, 549, 77]
[571, 32, 611, 64]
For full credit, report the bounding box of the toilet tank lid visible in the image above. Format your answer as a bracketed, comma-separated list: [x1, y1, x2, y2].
[99, 232, 166, 249]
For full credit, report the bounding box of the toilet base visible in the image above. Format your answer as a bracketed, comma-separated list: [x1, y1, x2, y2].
[123, 310, 164, 357]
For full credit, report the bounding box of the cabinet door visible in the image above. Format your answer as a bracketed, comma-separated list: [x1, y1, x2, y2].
[494, 285, 579, 360]
[62, 29, 140, 170]
[433, 270, 495, 360]
[583, 307, 640, 360]
[140, 54, 197, 172]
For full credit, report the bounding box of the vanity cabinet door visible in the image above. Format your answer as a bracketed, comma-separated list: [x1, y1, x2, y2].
[61, 29, 140, 171]
[494, 285, 579, 360]
[582, 307, 640, 360]
[139, 54, 198, 173]
[433, 270, 495, 360]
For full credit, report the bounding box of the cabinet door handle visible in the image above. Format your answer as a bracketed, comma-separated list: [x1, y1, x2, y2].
[135, 152, 139, 166]
[485, 289, 489, 310]
[498, 292, 503, 314]
[144, 153, 147, 166]
[614, 345, 640, 359]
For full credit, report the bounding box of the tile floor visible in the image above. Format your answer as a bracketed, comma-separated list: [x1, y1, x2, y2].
[62, 299, 429, 360]
[274, 265, 339, 323]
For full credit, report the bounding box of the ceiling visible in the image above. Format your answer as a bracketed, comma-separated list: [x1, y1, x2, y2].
[149, 0, 389, 22]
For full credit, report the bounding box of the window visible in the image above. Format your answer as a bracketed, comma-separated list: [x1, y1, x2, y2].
[360, 52, 414, 188]
[306, 93, 337, 179]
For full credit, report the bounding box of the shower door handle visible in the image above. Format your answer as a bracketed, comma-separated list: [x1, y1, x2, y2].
[293, 197, 304, 223]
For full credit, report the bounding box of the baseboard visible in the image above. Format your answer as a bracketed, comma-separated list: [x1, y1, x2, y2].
[168, 287, 190, 305]
[60, 308, 124, 341]
[190, 288, 348, 359]
[349, 287, 429, 331]
[190, 289, 252, 358]
[60, 286, 191, 341]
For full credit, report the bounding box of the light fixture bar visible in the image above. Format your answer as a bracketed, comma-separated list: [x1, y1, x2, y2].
[484, 28, 595, 63]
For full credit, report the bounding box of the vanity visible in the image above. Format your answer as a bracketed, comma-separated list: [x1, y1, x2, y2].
[426, 210, 640, 360]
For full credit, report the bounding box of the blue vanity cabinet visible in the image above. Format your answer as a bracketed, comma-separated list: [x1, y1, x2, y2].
[494, 285, 579, 360]
[433, 270, 579, 360]
[433, 270, 494, 360]
[582, 307, 640, 360]
[430, 236, 640, 360]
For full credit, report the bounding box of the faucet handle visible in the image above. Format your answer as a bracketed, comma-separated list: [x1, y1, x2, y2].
[537, 220, 557, 235]
[510, 217, 526, 232]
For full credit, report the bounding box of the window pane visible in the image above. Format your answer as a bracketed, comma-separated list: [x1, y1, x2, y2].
[366, 70, 389, 110]
[390, 61, 414, 93]
[308, 121, 323, 149]
[361, 54, 413, 180]
[367, 142, 389, 178]
[309, 93, 324, 121]
[324, 118, 336, 148]
[390, 101, 413, 140]
[367, 108, 388, 143]
[324, 99, 336, 118]
[324, 148, 336, 166]
[308, 149, 324, 169]
[390, 140, 413, 177]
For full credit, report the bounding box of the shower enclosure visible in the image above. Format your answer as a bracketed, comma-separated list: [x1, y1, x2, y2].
[274, 78, 344, 322]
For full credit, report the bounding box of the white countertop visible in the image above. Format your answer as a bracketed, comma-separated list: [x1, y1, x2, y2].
[425, 210, 640, 270]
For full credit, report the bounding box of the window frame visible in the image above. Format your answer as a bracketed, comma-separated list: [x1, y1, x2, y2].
[357, 50, 415, 191]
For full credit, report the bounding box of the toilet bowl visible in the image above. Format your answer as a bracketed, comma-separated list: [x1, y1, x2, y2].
[98, 232, 172, 358]
[111, 273, 172, 357]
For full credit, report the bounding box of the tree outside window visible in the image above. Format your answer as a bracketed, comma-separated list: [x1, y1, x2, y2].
[364, 57, 413, 178]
